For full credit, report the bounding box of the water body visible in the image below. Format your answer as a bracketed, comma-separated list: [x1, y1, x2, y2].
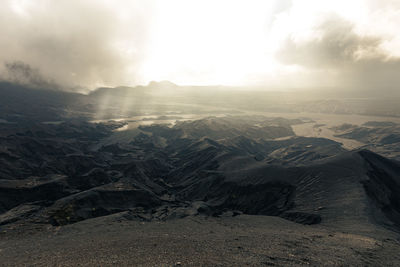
[94, 110, 400, 151]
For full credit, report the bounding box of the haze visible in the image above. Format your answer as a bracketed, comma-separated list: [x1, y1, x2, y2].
[3, 1, 400, 265]
[0, 0, 400, 91]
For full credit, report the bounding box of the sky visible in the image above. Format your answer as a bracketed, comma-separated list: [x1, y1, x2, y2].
[0, 0, 399, 91]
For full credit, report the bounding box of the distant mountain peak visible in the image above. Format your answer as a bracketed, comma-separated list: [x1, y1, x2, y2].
[147, 80, 178, 88]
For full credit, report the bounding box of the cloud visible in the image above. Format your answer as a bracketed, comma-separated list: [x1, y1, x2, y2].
[0, 0, 399, 91]
[2, 61, 58, 89]
[276, 14, 400, 89]
[278, 15, 382, 67]
[0, 0, 154, 91]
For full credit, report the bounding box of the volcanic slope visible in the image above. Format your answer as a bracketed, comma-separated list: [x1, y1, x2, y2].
[0, 117, 399, 239]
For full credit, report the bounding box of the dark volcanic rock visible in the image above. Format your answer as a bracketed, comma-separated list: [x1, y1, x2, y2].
[360, 150, 400, 227]
[204, 181, 295, 216]
[1, 116, 400, 232]
[0, 175, 74, 213]
[47, 185, 162, 225]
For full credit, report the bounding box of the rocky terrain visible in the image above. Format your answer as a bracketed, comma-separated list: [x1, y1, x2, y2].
[0, 116, 343, 225]
[1, 82, 400, 266]
[1, 116, 400, 230]
[331, 121, 400, 160]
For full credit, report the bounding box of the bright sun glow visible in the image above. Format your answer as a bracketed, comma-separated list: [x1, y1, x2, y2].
[137, 0, 383, 86]
[140, 0, 276, 85]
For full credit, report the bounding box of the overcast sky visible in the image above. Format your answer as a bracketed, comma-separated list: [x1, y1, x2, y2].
[0, 0, 399, 91]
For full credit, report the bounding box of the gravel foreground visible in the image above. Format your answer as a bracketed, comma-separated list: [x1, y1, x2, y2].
[1, 214, 400, 266]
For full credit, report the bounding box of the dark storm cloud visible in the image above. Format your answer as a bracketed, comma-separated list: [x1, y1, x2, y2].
[0, 0, 152, 91]
[277, 15, 400, 89]
[3, 61, 58, 89]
